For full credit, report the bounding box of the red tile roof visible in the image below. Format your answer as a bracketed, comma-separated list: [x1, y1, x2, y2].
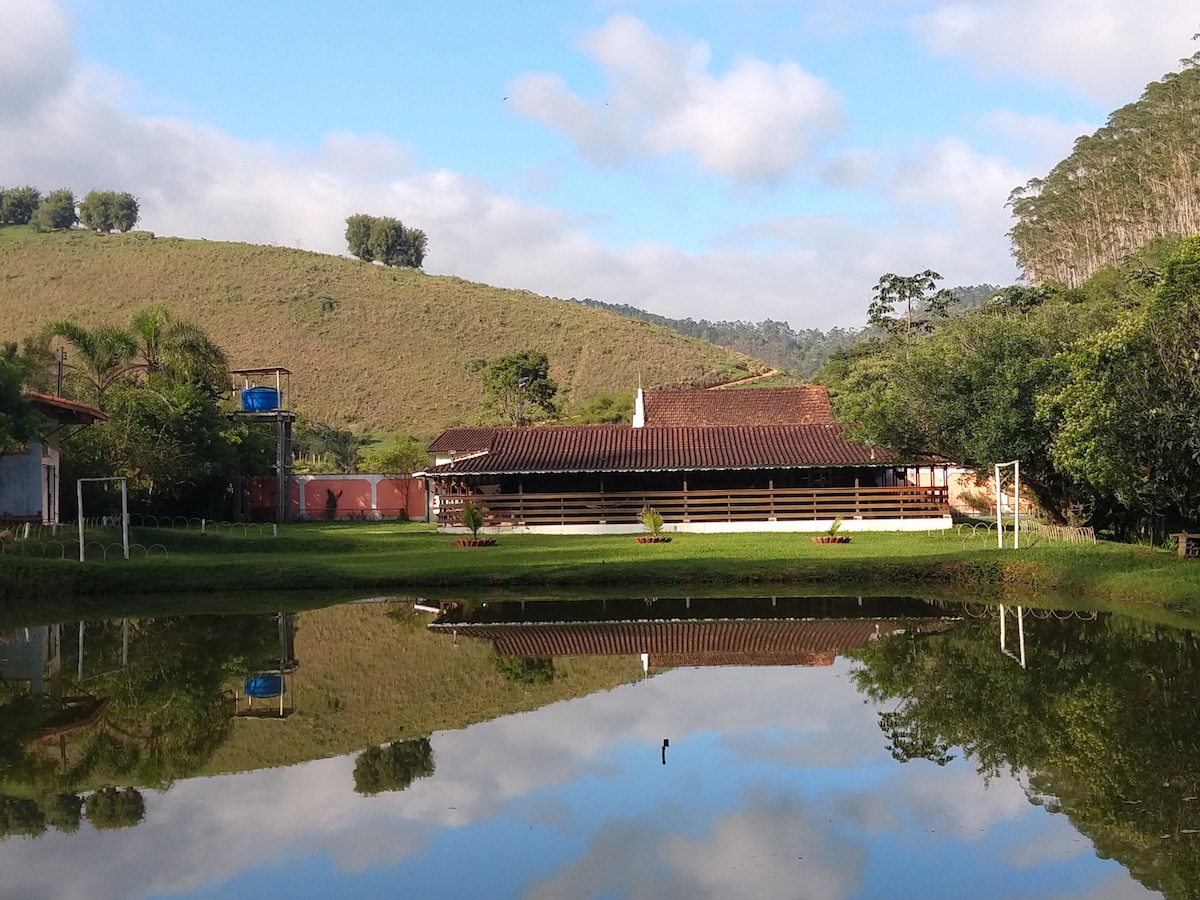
[26, 393, 107, 425]
[426, 423, 902, 474]
[428, 427, 496, 454]
[431, 620, 910, 667]
[644, 386, 834, 426]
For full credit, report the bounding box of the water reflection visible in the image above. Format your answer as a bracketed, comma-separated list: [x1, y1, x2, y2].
[0, 595, 1195, 899]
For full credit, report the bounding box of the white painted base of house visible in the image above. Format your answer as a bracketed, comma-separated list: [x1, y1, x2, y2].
[441, 516, 953, 536]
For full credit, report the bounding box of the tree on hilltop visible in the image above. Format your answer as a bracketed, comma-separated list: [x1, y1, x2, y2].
[33, 188, 77, 231]
[0, 185, 41, 225]
[79, 190, 140, 233]
[345, 213, 427, 268]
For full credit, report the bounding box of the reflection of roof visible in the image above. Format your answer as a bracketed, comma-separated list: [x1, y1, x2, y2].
[26, 392, 107, 425]
[644, 387, 835, 427]
[426, 423, 903, 475]
[431, 619, 922, 668]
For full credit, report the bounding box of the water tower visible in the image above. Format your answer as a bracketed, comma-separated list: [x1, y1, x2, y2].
[231, 367, 296, 522]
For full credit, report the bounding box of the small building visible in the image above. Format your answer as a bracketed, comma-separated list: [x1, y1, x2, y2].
[424, 386, 952, 534]
[0, 393, 106, 526]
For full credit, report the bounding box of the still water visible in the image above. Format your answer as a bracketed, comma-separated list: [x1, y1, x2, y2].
[0, 594, 1197, 900]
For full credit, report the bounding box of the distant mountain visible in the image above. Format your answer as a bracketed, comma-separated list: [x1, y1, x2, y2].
[0, 228, 765, 433]
[569, 283, 1002, 378]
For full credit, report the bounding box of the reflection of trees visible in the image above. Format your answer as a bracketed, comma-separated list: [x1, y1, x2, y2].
[353, 738, 435, 796]
[84, 787, 145, 830]
[492, 655, 555, 686]
[850, 616, 1200, 900]
[0, 613, 281, 839]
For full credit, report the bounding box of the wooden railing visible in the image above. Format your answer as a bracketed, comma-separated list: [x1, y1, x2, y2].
[436, 486, 949, 528]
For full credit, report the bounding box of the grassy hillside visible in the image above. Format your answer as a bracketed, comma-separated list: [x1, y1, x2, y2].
[0, 227, 764, 432]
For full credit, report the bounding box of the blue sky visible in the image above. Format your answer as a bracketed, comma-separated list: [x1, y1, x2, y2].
[1, 1, 1196, 329]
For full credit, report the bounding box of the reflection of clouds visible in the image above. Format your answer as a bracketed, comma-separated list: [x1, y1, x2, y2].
[0, 661, 1147, 898]
[526, 793, 867, 900]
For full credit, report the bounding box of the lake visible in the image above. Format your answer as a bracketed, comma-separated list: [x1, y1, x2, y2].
[0, 593, 1196, 899]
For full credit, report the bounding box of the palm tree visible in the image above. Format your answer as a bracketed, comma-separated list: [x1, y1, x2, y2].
[128, 306, 229, 394]
[46, 321, 138, 404]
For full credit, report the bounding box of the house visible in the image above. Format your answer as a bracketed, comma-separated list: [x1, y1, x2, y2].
[423, 386, 952, 534]
[0, 393, 106, 526]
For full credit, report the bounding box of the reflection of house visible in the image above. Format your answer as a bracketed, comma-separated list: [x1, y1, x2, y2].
[0, 393, 106, 525]
[425, 386, 952, 534]
[430, 595, 955, 669]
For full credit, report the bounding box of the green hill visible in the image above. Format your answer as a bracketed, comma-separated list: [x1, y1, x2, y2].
[0, 227, 765, 433]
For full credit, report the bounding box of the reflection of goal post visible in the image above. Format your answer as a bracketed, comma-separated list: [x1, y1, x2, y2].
[76, 477, 129, 562]
[994, 460, 1020, 549]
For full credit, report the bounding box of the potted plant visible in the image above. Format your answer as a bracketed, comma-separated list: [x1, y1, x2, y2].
[456, 501, 496, 547]
[811, 516, 851, 544]
[636, 506, 671, 543]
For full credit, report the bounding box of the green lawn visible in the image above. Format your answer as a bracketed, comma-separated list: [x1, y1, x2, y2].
[4, 522, 1200, 622]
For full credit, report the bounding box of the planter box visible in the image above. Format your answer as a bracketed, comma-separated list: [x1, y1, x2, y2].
[811, 535, 850, 544]
[455, 537, 497, 547]
[635, 536, 672, 544]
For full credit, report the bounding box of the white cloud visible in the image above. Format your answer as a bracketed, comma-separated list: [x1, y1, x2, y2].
[509, 15, 846, 184]
[914, 0, 1199, 105]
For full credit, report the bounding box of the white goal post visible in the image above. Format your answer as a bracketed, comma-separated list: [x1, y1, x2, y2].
[76, 477, 129, 562]
[994, 460, 1020, 549]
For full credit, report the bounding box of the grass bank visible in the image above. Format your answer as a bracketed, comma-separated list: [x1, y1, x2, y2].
[3, 523, 1199, 618]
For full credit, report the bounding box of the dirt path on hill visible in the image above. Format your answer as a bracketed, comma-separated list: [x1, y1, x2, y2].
[708, 368, 780, 389]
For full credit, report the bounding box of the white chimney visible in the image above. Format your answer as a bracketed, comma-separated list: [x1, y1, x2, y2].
[632, 387, 645, 428]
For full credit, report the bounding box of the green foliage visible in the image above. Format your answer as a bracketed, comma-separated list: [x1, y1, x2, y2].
[826, 516, 843, 536]
[0, 795, 46, 838]
[352, 738, 435, 795]
[344, 213, 374, 261]
[460, 501, 487, 537]
[0, 185, 41, 225]
[34, 188, 77, 231]
[84, 787, 146, 830]
[479, 350, 559, 425]
[293, 419, 365, 473]
[639, 506, 664, 535]
[345, 214, 427, 268]
[44, 793, 83, 834]
[866, 270, 956, 346]
[1046, 237, 1200, 532]
[492, 655, 555, 686]
[78, 190, 139, 233]
[359, 436, 427, 473]
[571, 392, 634, 424]
[0, 346, 43, 457]
[1009, 62, 1200, 287]
[46, 320, 139, 402]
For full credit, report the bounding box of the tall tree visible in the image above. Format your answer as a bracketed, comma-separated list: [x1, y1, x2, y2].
[79, 190, 139, 233]
[0, 185, 41, 225]
[0, 346, 43, 459]
[867, 270, 956, 350]
[33, 188, 77, 231]
[345, 213, 375, 262]
[479, 350, 559, 425]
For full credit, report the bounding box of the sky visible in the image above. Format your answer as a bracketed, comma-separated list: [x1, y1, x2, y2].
[1, 1, 1196, 331]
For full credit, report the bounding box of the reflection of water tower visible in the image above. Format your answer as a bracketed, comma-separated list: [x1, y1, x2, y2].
[231, 367, 296, 522]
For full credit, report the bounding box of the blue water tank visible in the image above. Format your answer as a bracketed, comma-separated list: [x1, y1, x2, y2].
[244, 673, 284, 698]
[241, 387, 280, 412]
